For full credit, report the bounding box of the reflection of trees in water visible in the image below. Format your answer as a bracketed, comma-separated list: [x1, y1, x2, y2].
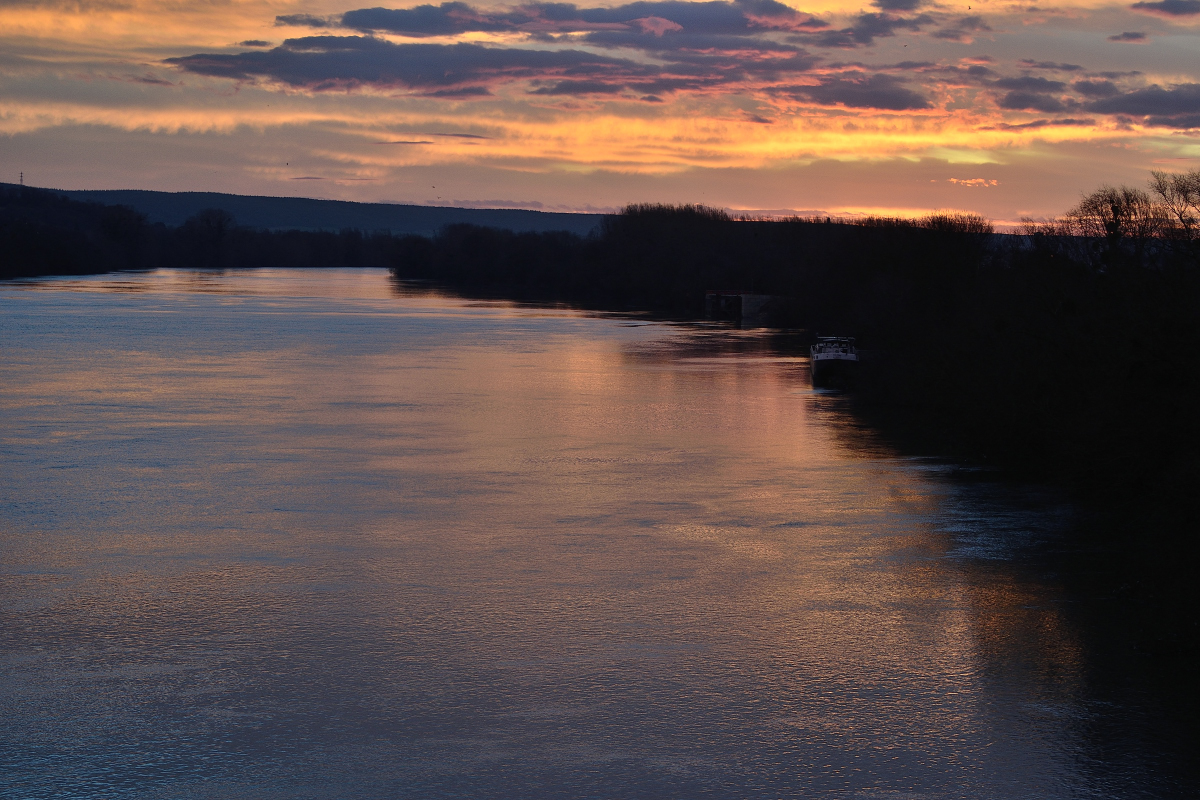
[616, 324, 1196, 793]
[843, 423, 1199, 793]
[841, 450, 1200, 794]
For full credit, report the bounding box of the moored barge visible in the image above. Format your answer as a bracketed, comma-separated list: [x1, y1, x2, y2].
[810, 336, 859, 387]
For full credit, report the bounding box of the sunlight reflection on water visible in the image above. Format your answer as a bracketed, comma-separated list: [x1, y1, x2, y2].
[0, 269, 1187, 798]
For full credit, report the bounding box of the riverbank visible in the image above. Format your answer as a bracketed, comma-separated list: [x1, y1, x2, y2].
[5, 185, 1197, 560]
[392, 210, 1200, 546]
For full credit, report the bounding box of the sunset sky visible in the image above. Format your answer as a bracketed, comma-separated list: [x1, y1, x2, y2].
[2, 0, 1198, 222]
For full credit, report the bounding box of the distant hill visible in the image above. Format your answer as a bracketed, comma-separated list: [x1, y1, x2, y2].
[39, 187, 603, 236]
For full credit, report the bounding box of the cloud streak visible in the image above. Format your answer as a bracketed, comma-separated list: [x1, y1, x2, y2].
[1129, 0, 1200, 16]
[169, 36, 666, 93]
[326, 0, 825, 37]
[781, 73, 930, 110]
[794, 12, 932, 48]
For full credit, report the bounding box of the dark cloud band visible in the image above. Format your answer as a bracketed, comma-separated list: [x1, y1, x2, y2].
[169, 36, 655, 89]
[335, 0, 822, 38]
[1086, 83, 1200, 127]
[166, 34, 800, 97]
[1129, 0, 1200, 16]
[781, 73, 930, 110]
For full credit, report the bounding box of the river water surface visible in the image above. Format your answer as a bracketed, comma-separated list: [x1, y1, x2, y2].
[0, 269, 1192, 798]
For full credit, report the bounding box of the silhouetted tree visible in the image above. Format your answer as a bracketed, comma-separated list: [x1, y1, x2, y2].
[181, 208, 236, 267]
[1069, 185, 1166, 267]
[1150, 168, 1200, 263]
[918, 212, 993, 235]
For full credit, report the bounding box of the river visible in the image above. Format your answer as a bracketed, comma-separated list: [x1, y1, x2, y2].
[0, 268, 1193, 798]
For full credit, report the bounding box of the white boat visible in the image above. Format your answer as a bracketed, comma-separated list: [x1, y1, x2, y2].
[810, 336, 859, 387]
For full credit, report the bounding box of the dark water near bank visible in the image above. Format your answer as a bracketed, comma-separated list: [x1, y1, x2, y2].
[0, 269, 1194, 799]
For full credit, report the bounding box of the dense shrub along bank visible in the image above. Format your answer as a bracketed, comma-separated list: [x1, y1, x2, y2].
[3, 182, 1198, 546]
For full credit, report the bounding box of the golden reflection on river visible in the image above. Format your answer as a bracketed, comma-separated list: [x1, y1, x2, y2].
[0, 269, 1181, 798]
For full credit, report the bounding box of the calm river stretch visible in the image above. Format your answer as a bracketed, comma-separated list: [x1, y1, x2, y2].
[0, 269, 1193, 798]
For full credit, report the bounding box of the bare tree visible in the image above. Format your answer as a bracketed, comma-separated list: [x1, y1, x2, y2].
[1019, 171, 1200, 269]
[1065, 185, 1163, 241]
[1058, 185, 1169, 267]
[1149, 168, 1200, 243]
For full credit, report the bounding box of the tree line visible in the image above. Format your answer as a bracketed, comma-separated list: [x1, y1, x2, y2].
[1020, 170, 1200, 271]
[0, 187, 409, 278]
